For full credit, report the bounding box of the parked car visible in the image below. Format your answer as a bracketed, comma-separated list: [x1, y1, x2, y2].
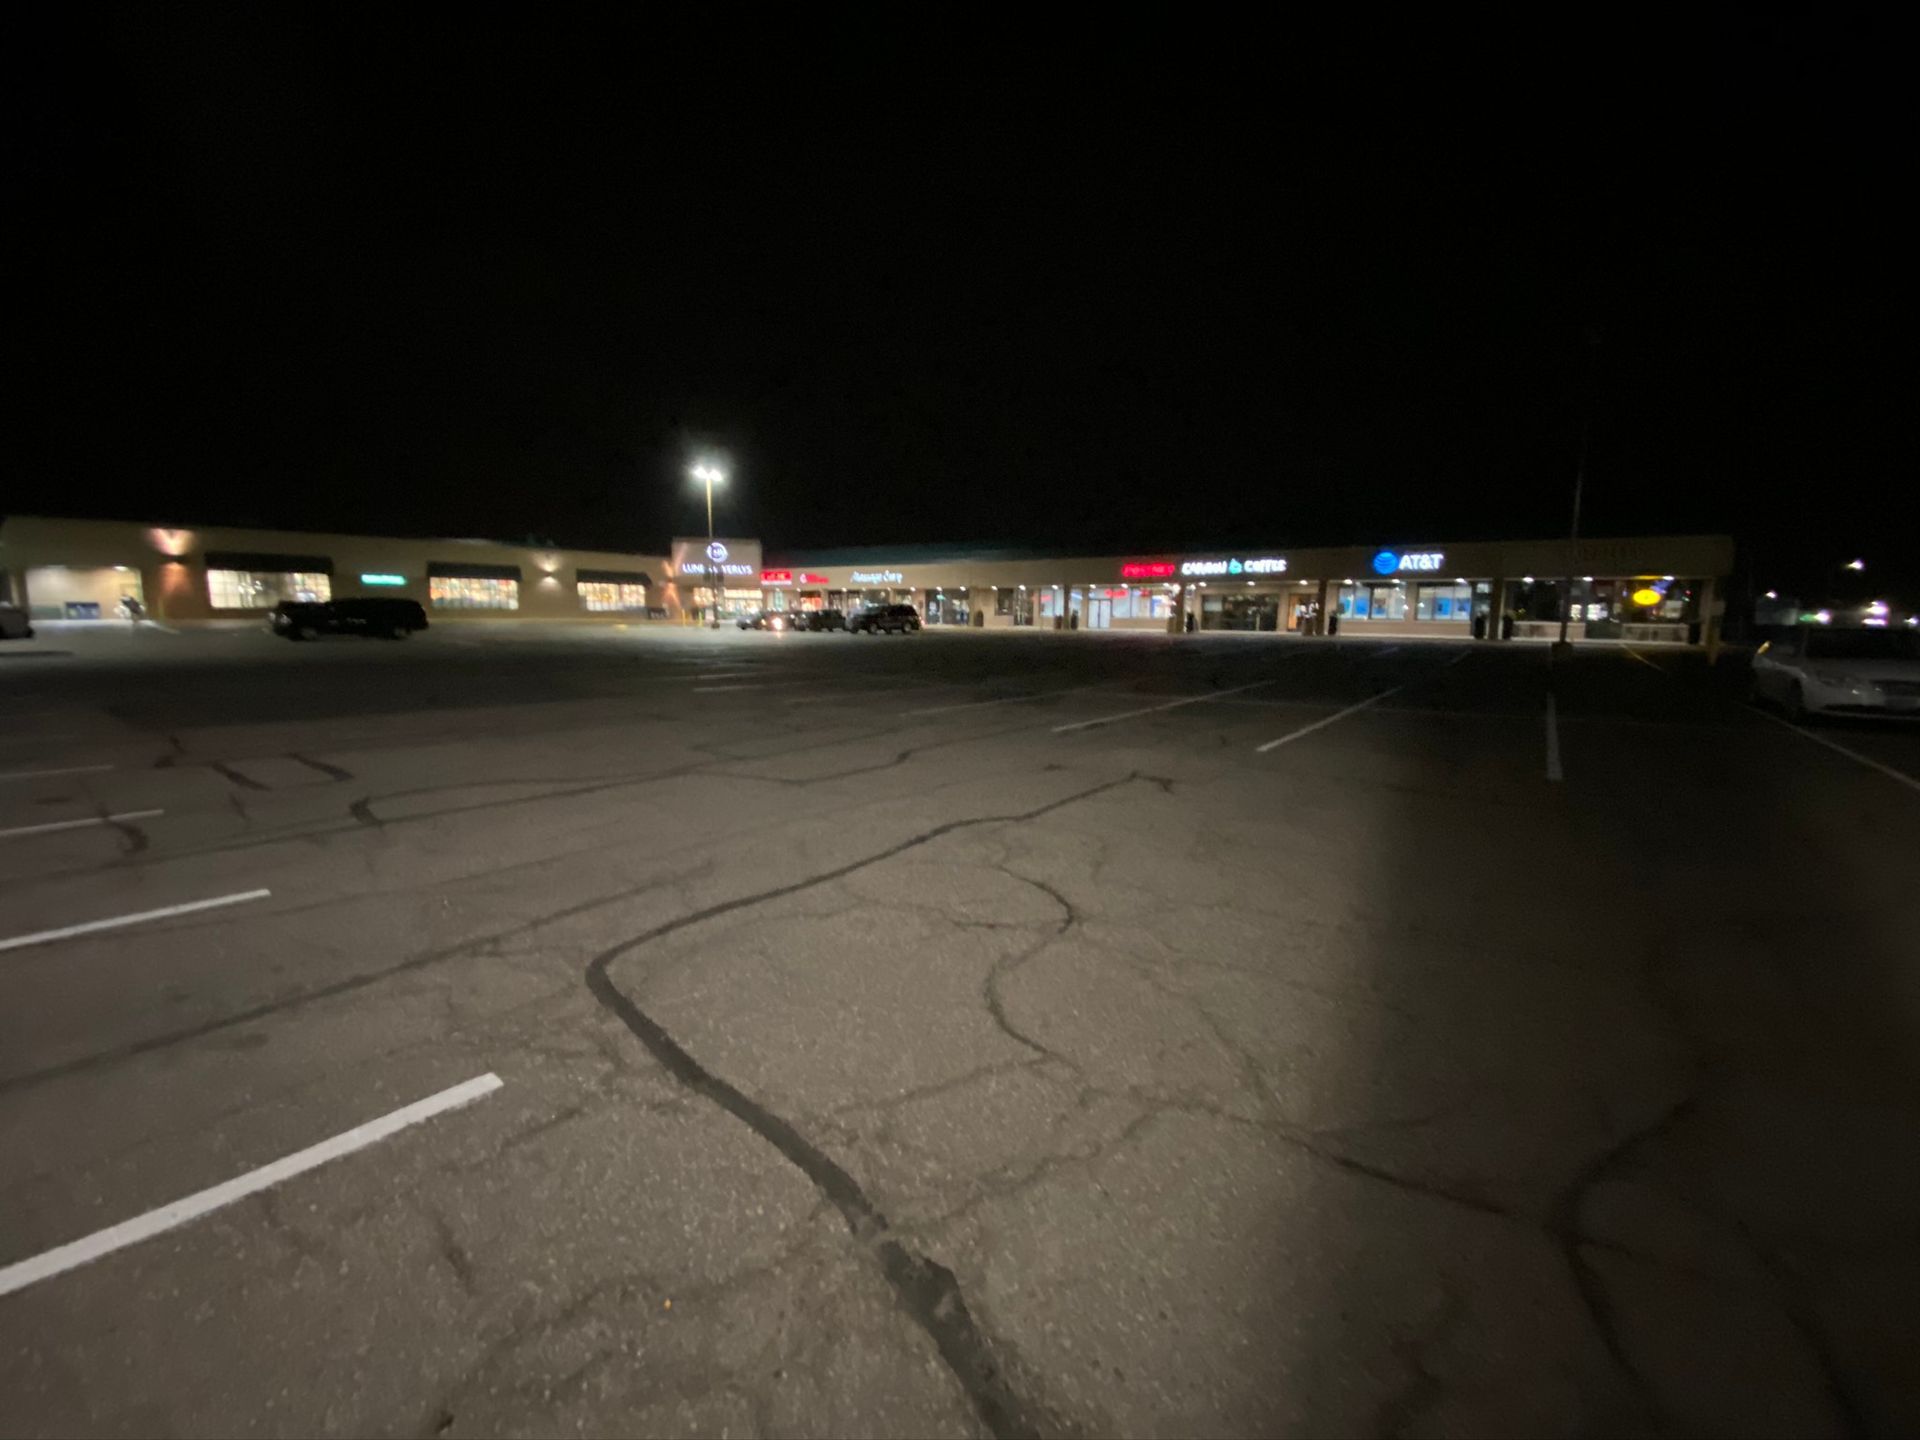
[271, 597, 428, 641]
[791, 608, 847, 632]
[0, 603, 33, 640]
[1750, 625, 1920, 719]
[849, 603, 921, 634]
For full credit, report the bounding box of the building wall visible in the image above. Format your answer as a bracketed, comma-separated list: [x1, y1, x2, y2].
[0, 517, 672, 625]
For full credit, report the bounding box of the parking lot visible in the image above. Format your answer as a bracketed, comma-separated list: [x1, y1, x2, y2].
[3, 621, 1917, 1438]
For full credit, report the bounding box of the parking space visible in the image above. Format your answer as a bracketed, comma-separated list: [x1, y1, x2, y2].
[2, 624, 1917, 1437]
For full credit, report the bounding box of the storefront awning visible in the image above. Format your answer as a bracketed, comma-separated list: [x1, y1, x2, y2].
[202, 550, 333, 574]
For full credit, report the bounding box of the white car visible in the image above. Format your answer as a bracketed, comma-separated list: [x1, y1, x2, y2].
[1751, 626, 1920, 719]
[0, 603, 34, 640]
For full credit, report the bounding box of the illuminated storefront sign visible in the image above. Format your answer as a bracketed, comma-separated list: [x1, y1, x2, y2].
[1121, 561, 1177, 579]
[1371, 549, 1444, 575]
[359, 573, 406, 586]
[849, 569, 905, 585]
[670, 536, 761, 581]
[1179, 556, 1289, 578]
[761, 570, 793, 585]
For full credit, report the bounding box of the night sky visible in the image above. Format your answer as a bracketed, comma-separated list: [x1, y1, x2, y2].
[14, 8, 1912, 602]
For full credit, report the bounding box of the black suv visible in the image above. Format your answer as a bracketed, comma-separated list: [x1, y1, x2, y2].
[849, 603, 920, 634]
[271, 597, 428, 640]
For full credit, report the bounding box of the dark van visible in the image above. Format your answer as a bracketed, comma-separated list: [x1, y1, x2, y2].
[271, 597, 428, 641]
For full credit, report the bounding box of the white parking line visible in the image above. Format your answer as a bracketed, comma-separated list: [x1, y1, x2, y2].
[1545, 692, 1564, 781]
[1254, 685, 1408, 752]
[907, 682, 1114, 717]
[0, 889, 271, 955]
[0, 765, 116, 783]
[0, 809, 163, 841]
[1053, 679, 1277, 733]
[1755, 710, 1920, 795]
[0, 1073, 503, 1297]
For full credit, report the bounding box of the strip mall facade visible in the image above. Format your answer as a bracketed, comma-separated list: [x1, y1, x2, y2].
[0, 516, 1734, 644]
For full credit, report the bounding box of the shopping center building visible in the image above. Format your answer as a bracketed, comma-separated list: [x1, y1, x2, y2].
[0, 515, 1734, 644]
[764, 533, 1736, 643]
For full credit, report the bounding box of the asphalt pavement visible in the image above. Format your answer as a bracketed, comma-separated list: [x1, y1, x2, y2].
[2, 620, 1916, 1438]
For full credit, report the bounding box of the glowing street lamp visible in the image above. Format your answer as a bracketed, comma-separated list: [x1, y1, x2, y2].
[689, 461, 727, 627]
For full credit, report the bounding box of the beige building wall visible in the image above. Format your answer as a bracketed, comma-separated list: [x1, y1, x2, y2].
[0, 517, 672, 625]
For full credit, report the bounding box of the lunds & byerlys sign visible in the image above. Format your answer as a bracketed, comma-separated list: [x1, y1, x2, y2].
[670, 537, 762, 580]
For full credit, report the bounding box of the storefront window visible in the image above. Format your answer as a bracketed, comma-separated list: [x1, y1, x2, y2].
[577, 581, 647, 612]
[928, 589, 971, 624]
[430, 576, 519, 610]
[995, 589, 1035, 624]
[207, 570, 331, 609]
[1414, 582, 1472, 620]
[1337, 583, 1413, 620]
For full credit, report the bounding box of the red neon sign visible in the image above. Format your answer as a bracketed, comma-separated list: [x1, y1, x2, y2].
[1121, 561, 1177, 580]
[761, 570, 793, 584]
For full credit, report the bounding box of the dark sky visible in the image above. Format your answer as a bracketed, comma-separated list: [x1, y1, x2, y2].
[13, 6, 1912, 600]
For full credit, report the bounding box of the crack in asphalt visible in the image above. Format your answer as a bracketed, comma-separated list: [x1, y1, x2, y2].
[210, 759, 269, 791]
[1547, 1092, 1698, 1421]
[583, 774, 1137, 1440]
[0, 860, 714, 1097]
[288, 751, 353, 782]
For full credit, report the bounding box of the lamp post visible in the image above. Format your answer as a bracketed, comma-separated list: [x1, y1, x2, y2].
[690, 461, 727, 627]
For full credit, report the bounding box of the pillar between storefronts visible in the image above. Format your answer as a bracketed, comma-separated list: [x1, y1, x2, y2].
[1697, 576, 1720, 661]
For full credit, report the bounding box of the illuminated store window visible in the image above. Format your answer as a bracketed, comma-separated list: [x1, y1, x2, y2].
[578, 581, 648, 612]
[207, 570, 331, 609]
[429, 576, 519, 610]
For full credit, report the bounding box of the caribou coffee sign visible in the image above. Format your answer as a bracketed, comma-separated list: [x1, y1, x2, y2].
[1179, 555, 1289, 577]
[671, 537, 762, 581]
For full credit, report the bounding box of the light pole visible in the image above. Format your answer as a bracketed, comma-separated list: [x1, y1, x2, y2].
[1557, 332, 1602, 652]
[690, 461, 726, 627]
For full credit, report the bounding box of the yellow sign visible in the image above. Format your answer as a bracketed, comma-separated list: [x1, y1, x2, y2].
[1630, 587, 1664, 607]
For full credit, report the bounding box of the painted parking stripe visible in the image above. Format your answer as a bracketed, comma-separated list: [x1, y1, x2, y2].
[1545, 693, 1564, 781]
[1053, 679, 1278, 734]
[0, 810, 163, 841]
[907, 682, 1115, 717]
[0, 889, 271, 955]
[0, 765, 115, 783]
[1755, 709, 1920, 795]
[1254, 685, 1409, 752]
[0, 1073, 503, 1297]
